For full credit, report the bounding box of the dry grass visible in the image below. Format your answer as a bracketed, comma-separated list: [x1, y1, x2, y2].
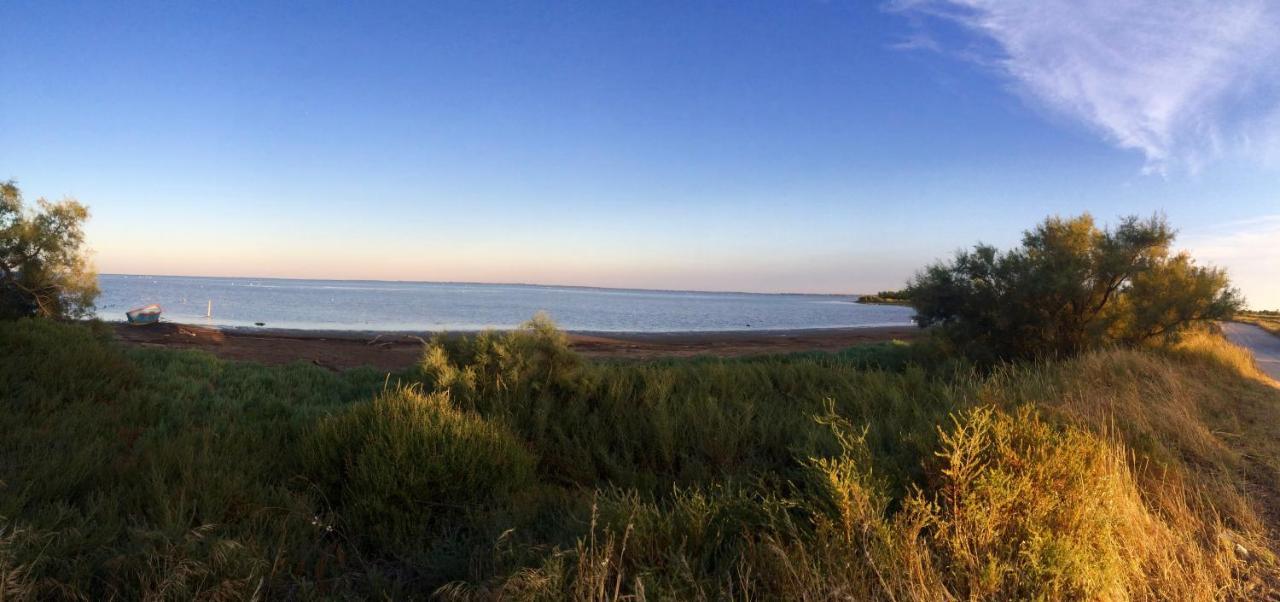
[441, 328, 1280, 600]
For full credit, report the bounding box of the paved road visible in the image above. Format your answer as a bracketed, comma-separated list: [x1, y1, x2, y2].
[1222, 322, 1280, 382]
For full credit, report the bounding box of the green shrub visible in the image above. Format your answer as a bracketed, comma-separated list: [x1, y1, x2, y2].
[0, 319, 393, 599]
[906, 213, 1241, 361]
[0, 317, 135, 409]
[303, 386, 537, 558]
[420, 312, 584, 404]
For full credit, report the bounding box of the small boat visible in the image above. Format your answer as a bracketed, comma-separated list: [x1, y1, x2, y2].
[126, 304, 162, 325]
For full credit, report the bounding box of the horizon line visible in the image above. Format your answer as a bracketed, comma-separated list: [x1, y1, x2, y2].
[98, 272, 873, 299]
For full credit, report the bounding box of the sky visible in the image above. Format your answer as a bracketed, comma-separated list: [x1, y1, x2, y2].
[1, 0, 1277, 307]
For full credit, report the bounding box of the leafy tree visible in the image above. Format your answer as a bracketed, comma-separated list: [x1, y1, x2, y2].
[905, 214, 1241, 361]
[0, 180, 98, 319]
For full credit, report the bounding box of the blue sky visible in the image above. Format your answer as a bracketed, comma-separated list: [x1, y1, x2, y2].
[2, 1, 1277, 307]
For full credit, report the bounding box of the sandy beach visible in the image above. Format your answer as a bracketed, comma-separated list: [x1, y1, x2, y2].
[112, 322, 921, 370]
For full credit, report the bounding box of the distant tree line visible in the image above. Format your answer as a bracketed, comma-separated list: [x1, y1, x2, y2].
[857, 289, 911, 305]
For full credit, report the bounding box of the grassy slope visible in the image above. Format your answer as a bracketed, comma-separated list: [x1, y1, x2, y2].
[1, 318, 1279, 599]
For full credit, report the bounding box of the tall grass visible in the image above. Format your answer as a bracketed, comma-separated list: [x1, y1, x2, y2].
[303, 385, 536, 574]
[2, 317, 1279, 599]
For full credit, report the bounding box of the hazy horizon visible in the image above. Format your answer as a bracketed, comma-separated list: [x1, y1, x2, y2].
[98, 271, 873, 297]
[4, 2, 1278, 307]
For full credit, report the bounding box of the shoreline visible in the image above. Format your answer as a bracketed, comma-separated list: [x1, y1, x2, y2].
[111, 321, 921, 370]
[220, 322, 914, 338]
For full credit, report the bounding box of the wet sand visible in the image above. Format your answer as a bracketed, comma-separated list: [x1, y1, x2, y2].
[111, 322, 921, 371]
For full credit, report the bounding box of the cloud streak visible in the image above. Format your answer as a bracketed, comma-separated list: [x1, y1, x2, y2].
[893, 0, 1280, 172]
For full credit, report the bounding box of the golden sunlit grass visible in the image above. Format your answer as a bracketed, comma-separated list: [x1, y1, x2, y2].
[486, 329, 1280, 600]
[2, 317, 1279, 599]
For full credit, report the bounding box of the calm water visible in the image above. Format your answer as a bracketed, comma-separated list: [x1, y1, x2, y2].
[96, 274, 915, 332]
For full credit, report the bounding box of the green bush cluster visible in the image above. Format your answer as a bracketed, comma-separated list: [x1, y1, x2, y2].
[418, 316, 959, 496]
[906, 213, 1241, 361]
[0, 317, 134, 409]
[304, 386, 536, 559]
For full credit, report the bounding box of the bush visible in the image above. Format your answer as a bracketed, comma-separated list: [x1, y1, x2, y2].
[420, 312, 584, 404]
[303, 386, 537, 558]
[0, 317, 135, 409]
[0, 181, 98, 320]
[419, 318, 963, 497]
[906, 213, 1241, 361]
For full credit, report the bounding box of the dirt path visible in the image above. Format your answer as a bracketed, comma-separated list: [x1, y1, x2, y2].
[1223, 322, 1280, 382]
[112, 322, 920, 371]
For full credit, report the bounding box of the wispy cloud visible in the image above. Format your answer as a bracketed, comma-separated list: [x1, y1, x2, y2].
[890, 31, 940, 53]
[892, 0, 1280, 173]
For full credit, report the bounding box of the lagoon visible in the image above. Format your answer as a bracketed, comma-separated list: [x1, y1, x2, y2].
[96, 274, 915, 332]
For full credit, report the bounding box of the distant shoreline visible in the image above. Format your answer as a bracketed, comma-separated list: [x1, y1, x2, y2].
[855, 293, 912, 306]
[209, 321, 914, 337]
[111, 321, 921, 370]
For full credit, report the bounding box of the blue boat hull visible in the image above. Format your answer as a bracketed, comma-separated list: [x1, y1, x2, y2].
[126, 304, 162, 325]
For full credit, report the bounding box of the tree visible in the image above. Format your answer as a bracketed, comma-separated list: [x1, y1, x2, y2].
[904, 214, 1241, 361]
[0, 180, 98, 319]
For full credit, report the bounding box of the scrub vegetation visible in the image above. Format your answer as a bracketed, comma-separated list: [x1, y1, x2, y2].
[3, 316, 1280, 600]
[1, 208, 1271, 599]
[907, 213, 1241, 362]
[855, 289, 911, 305]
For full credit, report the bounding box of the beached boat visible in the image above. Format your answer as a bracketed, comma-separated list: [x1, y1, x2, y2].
[126, 304, 162, 325]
